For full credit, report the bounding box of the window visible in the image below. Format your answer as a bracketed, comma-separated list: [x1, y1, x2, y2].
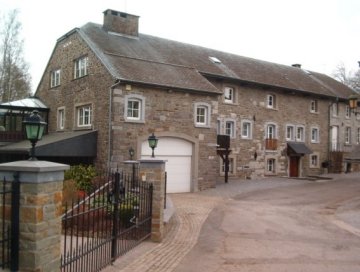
[310, 100, 318, 113]
[224, 87, 235, 103]
[311, 127, 319, 143]
[296, 126, 305, 142]
[225, 120, 235, 138]
[266, 124, 276, 139]
[345, 105, 351, 119]
[310, 154, 320, 168]
[50, 69, 61, 87]
[357, 128, 360, 144]
[286, 125, 295, 141]
[74, 56, 88, 79]
[124, 94, 145, 122]
[241, 120, 252, 139]
[57, 108, 65, 130]
[194, 103, 211, 127]
[332, 103, 338, 117]
[267, 94, 276, 109]
[77, 105, 92, 127]
[217, 120, 221, 135]
[267, 159, 276, 173]
[345, 127, 351, 144]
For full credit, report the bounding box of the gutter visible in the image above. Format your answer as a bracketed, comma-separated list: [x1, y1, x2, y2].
[107, 79, 121, 170]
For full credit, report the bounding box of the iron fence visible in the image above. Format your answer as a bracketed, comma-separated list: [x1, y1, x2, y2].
[61, 171, 153, 272]
[0, 174, 20, 271]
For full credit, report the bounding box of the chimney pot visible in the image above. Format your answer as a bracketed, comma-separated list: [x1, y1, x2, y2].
[103, 9, 139, 37]
[292, 64, 302, 68]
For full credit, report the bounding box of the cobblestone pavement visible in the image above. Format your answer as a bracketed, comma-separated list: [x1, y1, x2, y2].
[104, 173, 360, 272]
[104, 193, 222, 272]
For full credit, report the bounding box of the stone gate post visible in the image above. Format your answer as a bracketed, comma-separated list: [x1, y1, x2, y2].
[0, 160, 69, 272]
[138, 159, 166, 242]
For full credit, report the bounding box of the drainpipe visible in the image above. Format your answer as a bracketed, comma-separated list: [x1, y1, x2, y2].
[328, 97, 339, 173]
[107, 79, 121, 170]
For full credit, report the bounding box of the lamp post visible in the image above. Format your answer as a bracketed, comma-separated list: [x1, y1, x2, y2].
[129, 147, 136, 188]
[148, 133, 158, 158]
[23, 110, 47, 161]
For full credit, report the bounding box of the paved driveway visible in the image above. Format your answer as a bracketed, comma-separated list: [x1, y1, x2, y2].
[174, 173, 360, 272]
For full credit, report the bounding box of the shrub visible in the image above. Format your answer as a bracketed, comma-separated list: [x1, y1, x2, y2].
[64, 164, 97, 193]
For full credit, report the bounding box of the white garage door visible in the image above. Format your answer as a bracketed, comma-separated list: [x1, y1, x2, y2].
[141, 137, 192, 193]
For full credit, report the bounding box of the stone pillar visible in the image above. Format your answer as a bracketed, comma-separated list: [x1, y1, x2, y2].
[138, 159, 166, 242]
[0, 160, 69, 272]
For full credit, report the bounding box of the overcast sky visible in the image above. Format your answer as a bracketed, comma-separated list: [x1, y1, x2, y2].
[1, 0, 359, 93]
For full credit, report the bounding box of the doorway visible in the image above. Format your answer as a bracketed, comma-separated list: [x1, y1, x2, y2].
[289, 156, 300, 177]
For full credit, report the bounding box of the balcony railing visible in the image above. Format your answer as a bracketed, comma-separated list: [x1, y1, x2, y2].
[0, 131, 26, 142]
[265, 138, 278, 150]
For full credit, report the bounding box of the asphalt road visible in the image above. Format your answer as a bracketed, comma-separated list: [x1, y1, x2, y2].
[174, 173, 360, 272]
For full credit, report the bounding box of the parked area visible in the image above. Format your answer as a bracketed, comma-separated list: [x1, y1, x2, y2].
[106, 173, 360, 272]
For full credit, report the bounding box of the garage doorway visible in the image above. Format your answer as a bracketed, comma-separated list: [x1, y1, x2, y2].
[141, 137, 192, 193]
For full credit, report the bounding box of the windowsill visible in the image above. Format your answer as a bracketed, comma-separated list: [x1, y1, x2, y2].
[241, 137, 252, 140]
[310, 111, 319, 114]
[223, 101, 239, 106]
[50, 85, 61, 89]
[309, 166, 320, 169]
[195, 124, 211, 129]
[72, 74, 88, 81]
[74, 126, 92, 131]
[266, 107, 278, 111]
[310, 141, 320, 144]
[125, 119, 145, 124]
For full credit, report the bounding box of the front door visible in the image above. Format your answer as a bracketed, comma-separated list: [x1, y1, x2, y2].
[289, 156, 300, 177]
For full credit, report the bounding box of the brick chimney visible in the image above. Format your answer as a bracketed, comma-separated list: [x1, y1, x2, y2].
[292, 64, 302, 68]
[103, 9, 139, 37]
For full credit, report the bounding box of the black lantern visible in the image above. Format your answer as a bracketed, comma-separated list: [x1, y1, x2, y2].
[147, 133, 158, 158]
[129, 147, 135, 160]
[23, 110, 47, 160]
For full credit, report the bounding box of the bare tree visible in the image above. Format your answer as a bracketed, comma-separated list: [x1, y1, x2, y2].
[0, 9, 31, 103]
[332, 62, 360, 93]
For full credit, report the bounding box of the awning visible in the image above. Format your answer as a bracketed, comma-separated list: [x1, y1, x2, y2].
[287, 142, 312, 155]
[0, 130, 97, 157]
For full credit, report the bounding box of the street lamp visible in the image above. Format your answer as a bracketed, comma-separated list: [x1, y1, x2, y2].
[147, 133, 158, 158]
[23, 110, 47, 161]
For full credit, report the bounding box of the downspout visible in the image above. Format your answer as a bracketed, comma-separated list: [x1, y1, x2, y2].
[107, 79, 121, 170]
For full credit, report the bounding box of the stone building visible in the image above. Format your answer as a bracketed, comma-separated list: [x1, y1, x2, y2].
[32, 9, 356, 192]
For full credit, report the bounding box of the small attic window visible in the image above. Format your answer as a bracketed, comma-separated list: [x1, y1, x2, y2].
[209, 56, 221, 64]
[119, 12, 127, 18]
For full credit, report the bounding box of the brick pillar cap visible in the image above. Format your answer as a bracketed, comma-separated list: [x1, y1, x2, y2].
[0, 160, 69, 173]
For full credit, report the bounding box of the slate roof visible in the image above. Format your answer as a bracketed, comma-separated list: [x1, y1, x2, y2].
[76, 22, 354, 98]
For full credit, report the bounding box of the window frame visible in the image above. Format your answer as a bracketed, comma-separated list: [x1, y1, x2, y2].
[296, 125, 305, 142]
[74, 56, 88, 79]
[194, 102, 211, 128]
[50, 69, 61, 88]
[266, 94, 276, 109]
[76, 104, 92, 128]
[224, 119, 236, 139]
[310, 153, 320, 168]
[266, 158, 276, 173]
[124, 94, 146, 123]
[310, 100, 318, 113]
[224, 87, 235, 104]
[345, 105, 351, 119]
[285, 124, 295, 141]
[220, 155, 236, 176]
[345, 127, 351, 145]
[57, 107, 65, 130]
[311, 127, 320, 143]
[266, 123, 277, 139]
[241, 120, 253, 139]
